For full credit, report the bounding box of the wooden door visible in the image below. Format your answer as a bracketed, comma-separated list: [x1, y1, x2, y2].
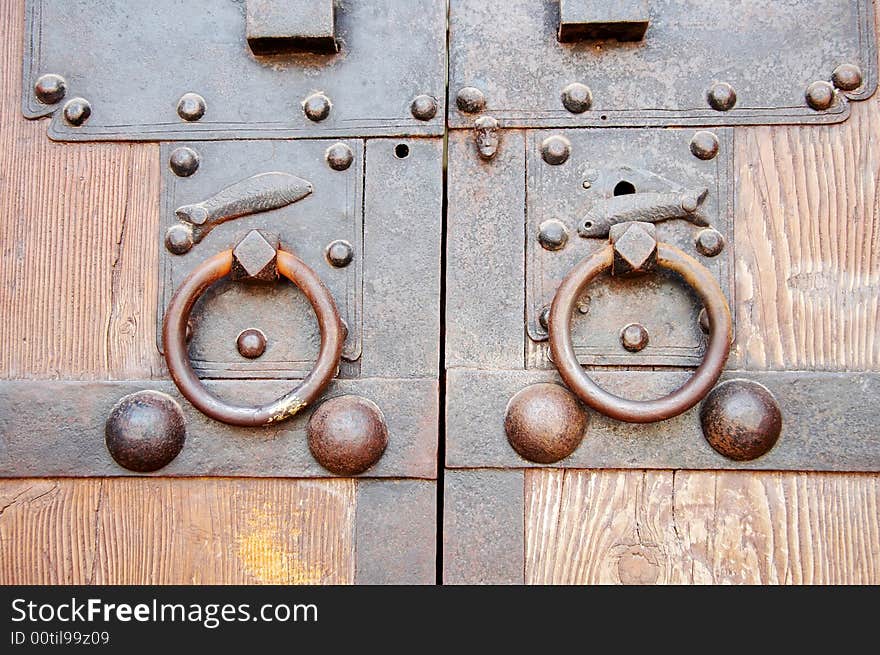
[443, 0, 880, 584]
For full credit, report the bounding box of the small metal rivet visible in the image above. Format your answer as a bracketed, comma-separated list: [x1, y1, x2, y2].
[700, 379, 782, 461]
[303, 92, 331, 122]
[185, 320, 193, 343]
[538, 306, 550, 331]
[620, 323, 649, 352]
[707, 82, 737, 111]
[805, 81, 836, 111]
[456, 86, 486, 113]
[34, 73, 67, 105]
[538, 219, 569, 251]
[505, 383, 588, 464]
[326, 239, 354, 267]
[541, 135, 571, 165]
[165, 224, 194, 255]
[411, 94, 438, 120]
[698, 308, 710, 334]
[832, 63, 863, 92]
[236, 328, 267, 359]
[177, 93, 206, 121]
[326, 142, 354, 171]
[695, 228, 725, 257]
[561, 82, 592, 113]
[62, 97, 91, 126]
[582, 180, 592, 189]
[105, 391, 186, 473]
[169, 147, 200, 177]
[690, 131, 720, 160]
[308, 396, 388, 475]
[577, 296, 591, 314]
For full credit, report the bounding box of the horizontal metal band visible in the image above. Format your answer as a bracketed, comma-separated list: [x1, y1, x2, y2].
[446, 369, 880, 472]
[0, 378, 437, 479]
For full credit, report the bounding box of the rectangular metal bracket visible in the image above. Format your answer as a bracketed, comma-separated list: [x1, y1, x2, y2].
[246, 0, 338, 55]
[558, 0, 650, 42]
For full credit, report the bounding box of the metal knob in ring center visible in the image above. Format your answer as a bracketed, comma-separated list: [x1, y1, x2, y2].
[162, 248, 344, 427]
[548, 243, 732, 423]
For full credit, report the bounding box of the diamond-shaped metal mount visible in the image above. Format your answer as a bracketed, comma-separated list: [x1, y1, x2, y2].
[610, 221, 657, 276]
[231, 230, 279, 282]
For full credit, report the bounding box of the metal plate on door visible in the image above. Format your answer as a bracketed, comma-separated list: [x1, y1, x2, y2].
[526, 128, 733, 366]
[23, 0, 446, 140]
[159, 139, 363, 378]
[449, 0, 877, 128]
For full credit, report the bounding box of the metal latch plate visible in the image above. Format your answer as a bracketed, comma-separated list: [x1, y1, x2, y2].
[449, 0, 877, 128]
[23, 0, 446, 140]
[526, 128, 734, 367]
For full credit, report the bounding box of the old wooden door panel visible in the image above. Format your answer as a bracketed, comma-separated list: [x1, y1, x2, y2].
[0, 0, 438, 584]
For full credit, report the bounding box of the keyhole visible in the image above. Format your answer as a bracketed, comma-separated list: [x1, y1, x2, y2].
[614, 180, 636, 196]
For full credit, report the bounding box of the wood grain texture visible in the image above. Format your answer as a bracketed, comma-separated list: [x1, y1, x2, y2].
[0, 0, 162, 379]
[734, 97, 880, 370]
[0, 478, 355, 584]
[525, 469, 880, 584]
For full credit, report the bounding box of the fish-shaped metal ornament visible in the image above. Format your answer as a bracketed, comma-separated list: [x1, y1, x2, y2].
[175, 171, 313, 243]
[578, 188, 709, 238]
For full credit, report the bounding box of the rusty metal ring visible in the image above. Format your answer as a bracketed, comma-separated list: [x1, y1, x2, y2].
[549, 243, 732, 423]
[162, 249, 343, 426]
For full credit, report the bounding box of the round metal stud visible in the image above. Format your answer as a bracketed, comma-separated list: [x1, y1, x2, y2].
[169, 147, 200, 177]
[456, 86, 486, 113]
[832, 63, 863, 92]
[303, 92, 332, 122]
[695, 228, 725, 257]
[707, 82, 737, 112]
[105, 391, 186, 472]
[177, 93, 206, 121]
[538, 306, 551, 331]
[620, 323, 649, 352]
[538, 219, 569, 251]
[236, 328, 267, 359]
[165, 224, 194, 255]
[411, 94, 438, 120]
[504, 383, 588, 464]
[326, 239, 354, 267]
[690, 131, 720, 160]
[307, 396, 388, 475]
[326, 142, 354, 171]
[805, 81, 836, 111]
[34, 73, 67, 105]
[62, 97, 91, 126]
[541, 135, 571, 165]
[561, 82, 592, 113]
[700, 379, 782, 461]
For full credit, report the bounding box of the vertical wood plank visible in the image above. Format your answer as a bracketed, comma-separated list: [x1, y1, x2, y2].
[0, 478, 356, 585]
[0, 0, 162, 379]
[524, 469, 880, 584]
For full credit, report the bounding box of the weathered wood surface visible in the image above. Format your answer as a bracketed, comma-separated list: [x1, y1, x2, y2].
[0, 478, 355, 584]
[525, 469, 880, 584]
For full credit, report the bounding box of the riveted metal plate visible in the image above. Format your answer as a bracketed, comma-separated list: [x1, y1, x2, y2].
[449, 0, 877, 128]
[23, 0, 446, 140]
[526, 128, 734, 367]
[159, 139, 364, 378]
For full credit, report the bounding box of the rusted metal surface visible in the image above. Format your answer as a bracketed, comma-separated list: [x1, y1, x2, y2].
[104, 391, 186, 473]
[162, 245, 344, 427]
[700, 379, 783, 462]
[22, 0, 446, 140]
[0, 379, 437, 478]
[160, 139, 363, 376]
[449, 0, 877, 129]
[549, 238, 732, 423]
[504, 383, 587, 464]
[524, 128, 734, 367]
[443, 470, 524, 584]
[445, 370, 880, 471]
[355, 480, 436, 584]
[307, 396, 388, 476]
[245, 0, 337, 55]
